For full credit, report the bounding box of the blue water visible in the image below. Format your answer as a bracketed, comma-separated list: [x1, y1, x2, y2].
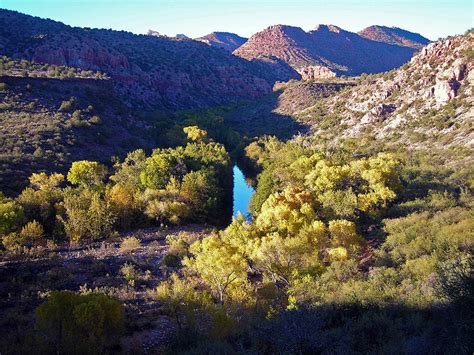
[232, 165, 255, 218]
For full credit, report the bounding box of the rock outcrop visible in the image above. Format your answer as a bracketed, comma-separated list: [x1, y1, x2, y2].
[293, 31, 474, 148]
[297, 65, 336, 80]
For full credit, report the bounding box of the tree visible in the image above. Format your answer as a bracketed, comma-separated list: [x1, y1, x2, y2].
[180, 170, 221, 220]
[67, 161, 106, 187]
[251, 220, 326, 285]
[105, 184, 138, 229]
[0, 194, 25, 236]
[61, 189, 116, 241]
[110, 149, 146, 190]
[36, 291, 124, 354]
[183, 126, 207, 141]
[328, 219, 365, 252]
[87, 193, 116, 240]
[145, 199, 190, 225]
[18, 173, 64, 235]
[29, 172, 64, 191]
[155, 273, 210, 330]
[184, 235, 248, 303]
[256, 187, 316, 237]
[140, 151, 185, 190]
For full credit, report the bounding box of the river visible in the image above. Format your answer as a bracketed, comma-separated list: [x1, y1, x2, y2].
[232, 165, 255, 219]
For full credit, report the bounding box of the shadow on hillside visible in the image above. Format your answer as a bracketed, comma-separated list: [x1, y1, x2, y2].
[223, 91, 309, 140]
[246, 301, 473, 354]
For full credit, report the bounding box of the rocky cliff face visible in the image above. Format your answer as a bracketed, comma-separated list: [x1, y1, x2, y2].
[233, 24, 417, 80]
[0, 10, 273, 110]
[294, 31, 474, 148]
[358, 25, 430, 49]
[196, 32, 247, 52]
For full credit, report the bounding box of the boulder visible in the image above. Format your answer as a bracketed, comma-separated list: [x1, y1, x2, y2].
[434, 79, 460, 105]
[297, 65, 336, 80]
[370, 103, 397, 116]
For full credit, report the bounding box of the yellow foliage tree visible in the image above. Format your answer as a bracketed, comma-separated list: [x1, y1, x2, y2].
[184, 235, 248, 303]
[67, 161, 106, 187]
[328, 219, 365, 251]
[183, 126, 207, 141]
[256, 187, 315, 236]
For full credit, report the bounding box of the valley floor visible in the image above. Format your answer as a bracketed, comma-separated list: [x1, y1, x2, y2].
[0, 224, 209, 353]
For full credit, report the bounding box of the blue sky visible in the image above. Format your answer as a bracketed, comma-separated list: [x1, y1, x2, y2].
[2, 0, 473, 39]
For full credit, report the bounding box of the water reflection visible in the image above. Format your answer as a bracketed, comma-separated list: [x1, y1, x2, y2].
[232, 165, 255, 219]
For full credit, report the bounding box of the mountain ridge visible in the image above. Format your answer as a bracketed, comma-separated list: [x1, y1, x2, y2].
[358, 25, 430, 49]
[233, 23, 420, 80]
[0, 9, 274, 110]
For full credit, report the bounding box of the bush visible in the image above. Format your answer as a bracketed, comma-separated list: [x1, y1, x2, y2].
[120, 262, 138, 286]
[89, 115, 102, 125]
[36, 291, 124, 353]
[58, 97, 76, 112]
[2, 220, 46, 252]
[119, 236, 141, 254]
[163, 253, 181, 268]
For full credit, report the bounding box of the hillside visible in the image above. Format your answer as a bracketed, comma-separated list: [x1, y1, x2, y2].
[0, 10, 274, 110]
[0, 58, 156, 193]
[196, 32, 247, 52]
[358, 25, 430, 49]
[288, 31, 473, 150]
[233, 24, 417, 79]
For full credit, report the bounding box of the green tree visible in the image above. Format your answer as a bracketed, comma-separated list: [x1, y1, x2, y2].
[0, 194, 25, 236]
[36, 291, 124, 354]
[67, 161, 106, 187]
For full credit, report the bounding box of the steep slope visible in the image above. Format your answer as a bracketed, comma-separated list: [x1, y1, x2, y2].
[0, 10, 273, 110]
[233, 24, 416, 80]
[294, 31, 474, 149]
[0, 58, 154, 193]
[196, 32, 247, 52]
[358, 25, 430, 49]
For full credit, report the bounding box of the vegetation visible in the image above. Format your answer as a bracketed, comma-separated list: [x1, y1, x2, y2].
[150, 136, 473, 353]
[0, 56, 108, 80]
[0, 127, 231, 250]
[0, 26, 472, 354]
[35, 291, 124, 354]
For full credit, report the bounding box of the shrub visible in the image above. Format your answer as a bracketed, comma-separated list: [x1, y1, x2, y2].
[89, 115, 102, 125]
[163, 253, 181, 268]
[58, 97, 76, 112]
[36, 291, 124, 353]
[3, 220, 46, 252]
[120, 262, 138, 286]
[119, 236, 141, 254]
[0, 82, 8, 91]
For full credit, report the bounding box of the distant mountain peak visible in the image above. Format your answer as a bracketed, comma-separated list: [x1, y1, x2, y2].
[358, 25, 430, 49]
[195, 31, 247, 52]
[314, 24, 342, 33]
